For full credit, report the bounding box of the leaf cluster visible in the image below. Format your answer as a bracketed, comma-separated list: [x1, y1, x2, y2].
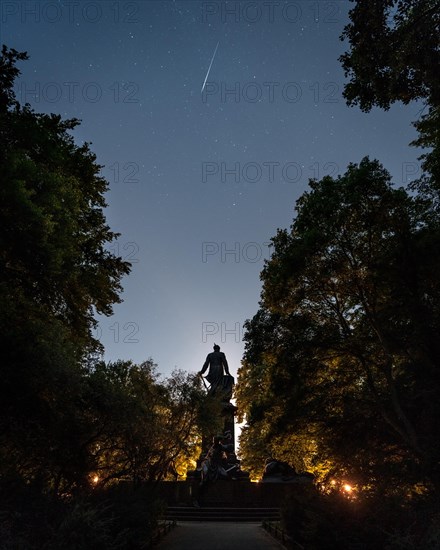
[340, 1, 440, 111]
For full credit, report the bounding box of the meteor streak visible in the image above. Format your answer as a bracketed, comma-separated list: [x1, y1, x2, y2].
[201, 41, 219, 94]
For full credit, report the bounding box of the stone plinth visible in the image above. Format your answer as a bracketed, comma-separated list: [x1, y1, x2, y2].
[154, 479, 313, 508]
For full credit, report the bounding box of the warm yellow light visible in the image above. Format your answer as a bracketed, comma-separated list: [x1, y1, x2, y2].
[92, 475, 99, 484]
[330, 479, 337, 486]
[343, 483, 352, 492]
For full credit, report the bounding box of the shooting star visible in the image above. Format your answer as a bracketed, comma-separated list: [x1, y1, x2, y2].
[201, 41, 219, 94]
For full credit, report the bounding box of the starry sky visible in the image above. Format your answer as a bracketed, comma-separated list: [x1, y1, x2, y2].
[3, 0, 422, 383]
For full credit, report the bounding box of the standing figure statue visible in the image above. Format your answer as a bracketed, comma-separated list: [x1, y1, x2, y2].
[199, 344, 233, 401]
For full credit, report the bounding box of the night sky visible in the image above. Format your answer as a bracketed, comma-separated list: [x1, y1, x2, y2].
[3, 0, 422, 382]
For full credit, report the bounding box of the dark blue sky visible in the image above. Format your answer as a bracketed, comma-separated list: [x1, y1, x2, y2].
[3, 1, 422, 381]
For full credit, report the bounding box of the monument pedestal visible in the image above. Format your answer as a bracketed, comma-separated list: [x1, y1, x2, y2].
[155, 479, 313, 508]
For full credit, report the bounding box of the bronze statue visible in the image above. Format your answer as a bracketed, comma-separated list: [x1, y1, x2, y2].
[199, 433, 243, 486]
[186, 347, 250, 492]
[262, 457, 314, 484]
[199, 344, 233, 401]
[200, 435, 229, 485]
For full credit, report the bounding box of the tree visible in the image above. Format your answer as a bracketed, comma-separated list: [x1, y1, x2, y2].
[340, 0, 440, 111]
[340, 1, 440, 196]
[236, 158, 440, 490]
[0, 44, 222, 548]
[0, 45, 130, 492]
[82, 361, 221, 486]
[0, 45, 131, 355]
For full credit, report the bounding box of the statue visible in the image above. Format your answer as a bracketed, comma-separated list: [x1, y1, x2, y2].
[186, 346, 250, 493]
[199, 343, 234, 401]
[199, 433, 246, 487]
[262, 457, 314, 484]
[263, 458, 297, 480]
[200, 435, 229, 485]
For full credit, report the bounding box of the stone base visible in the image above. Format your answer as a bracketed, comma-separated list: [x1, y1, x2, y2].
[154, 479, 313, 508]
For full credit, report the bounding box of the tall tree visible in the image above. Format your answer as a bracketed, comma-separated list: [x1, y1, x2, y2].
[0, 45, 130, 490]
[340, 0, 440, 111]
[0, 45, 131, 354]
[236, 158, 440, 490]
[340, 0, 440, 195]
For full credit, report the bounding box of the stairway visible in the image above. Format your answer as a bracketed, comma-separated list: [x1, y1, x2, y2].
[165, 506, 280, 522]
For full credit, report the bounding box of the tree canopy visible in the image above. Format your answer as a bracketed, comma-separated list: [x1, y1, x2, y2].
[0, 44, 132, 492]
[236, 2, 440, 545]
[0, 45, 131, 356]
[340, 0, 440, 197]
[340, 0, 440, 111]
[0, 46, 217, 547]
[236, 158, 440, 490]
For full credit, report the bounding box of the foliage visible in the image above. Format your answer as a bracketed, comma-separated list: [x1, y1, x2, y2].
[411, 106, 440, 206]
[340, 1, 440, 195]
[340, 0, 439, 111]
[0, 45, 210, 548]
[0, 357, 211, 548]
[238, 3, 440, 543]
[0, 480, 164, 550]
[236, 158, 440, 490]
[281, 487, 440, 549]
[0, 44, 131, 495]
[0, 44, 131, 355]
[86, 361, 216, 485]
[238, 2, 440, 488]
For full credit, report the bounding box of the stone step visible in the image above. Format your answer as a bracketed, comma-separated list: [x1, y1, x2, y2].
[165, 506, 281, 522]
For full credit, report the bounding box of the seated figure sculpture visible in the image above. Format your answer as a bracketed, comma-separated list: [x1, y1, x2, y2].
[200, 435, 229, 485]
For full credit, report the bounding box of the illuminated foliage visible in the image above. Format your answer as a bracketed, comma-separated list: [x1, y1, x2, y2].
[84, 362, 215, 486]
[236, 158, 440, 490]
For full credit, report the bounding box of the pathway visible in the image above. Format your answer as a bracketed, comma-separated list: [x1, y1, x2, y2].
[155, 521, 286, 550]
